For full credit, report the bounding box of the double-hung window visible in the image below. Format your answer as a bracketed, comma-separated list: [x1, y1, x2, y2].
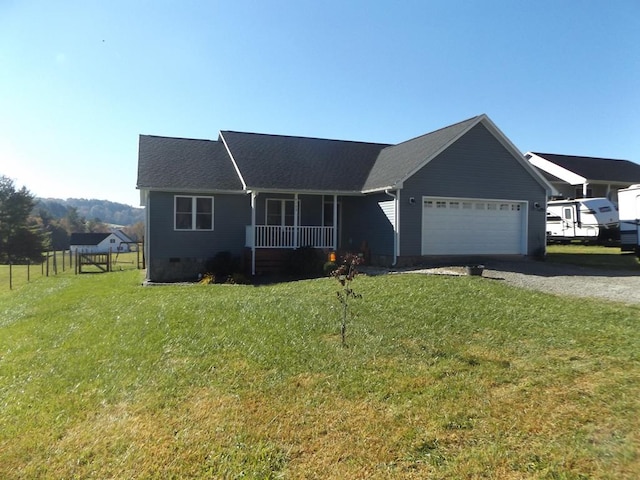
[266, 199, 300, 226]
[175, 196, 214, 231]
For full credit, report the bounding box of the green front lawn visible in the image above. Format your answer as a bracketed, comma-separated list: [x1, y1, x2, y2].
[1, 268, 639, 478]
[546, 244, 640, 270]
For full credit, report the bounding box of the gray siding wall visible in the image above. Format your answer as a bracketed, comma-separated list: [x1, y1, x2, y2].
[341, 193, 394, 257]
[147, 191, 250, 281]
[400, 123, 547, 257]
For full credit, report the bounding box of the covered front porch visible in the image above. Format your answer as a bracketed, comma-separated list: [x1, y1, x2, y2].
[245, 192, 340, 274]
[245, 225, 335, 249]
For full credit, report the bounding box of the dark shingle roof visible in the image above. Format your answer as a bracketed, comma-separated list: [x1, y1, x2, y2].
[70, 233, 110, 246]
[531, 152, 640, 183]
[220, 131, 390, 192]
[363, 116, 481, 190]
[137, 135, 244, 191]
[136, 114, 543, 195]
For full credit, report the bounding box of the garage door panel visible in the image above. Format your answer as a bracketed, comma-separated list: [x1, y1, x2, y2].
[422, 198, 525, 255]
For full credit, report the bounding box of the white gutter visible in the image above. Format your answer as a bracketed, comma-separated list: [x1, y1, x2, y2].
[385, 189, 399, 266]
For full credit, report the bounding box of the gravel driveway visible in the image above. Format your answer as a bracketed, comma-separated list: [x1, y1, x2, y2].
[479, 260, 640, 305]
[371, 260, 640, 305]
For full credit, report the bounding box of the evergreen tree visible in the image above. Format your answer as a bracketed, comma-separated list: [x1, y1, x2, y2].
[0, 176, 47, 263]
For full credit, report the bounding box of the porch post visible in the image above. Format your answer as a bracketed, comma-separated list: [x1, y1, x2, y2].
[333, 194, 338, 250]
[582, 183, 589, 198]
[293, 193, 299, 249]
[251, 191, 257, 275]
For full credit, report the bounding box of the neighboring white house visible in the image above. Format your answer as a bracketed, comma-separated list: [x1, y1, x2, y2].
[69, 230, 134, 253]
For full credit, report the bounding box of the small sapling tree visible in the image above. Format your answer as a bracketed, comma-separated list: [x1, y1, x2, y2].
[331, 253, 363, 346]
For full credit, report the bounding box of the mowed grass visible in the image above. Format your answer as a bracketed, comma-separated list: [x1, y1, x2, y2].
[546, 244, 640, 270]
[0, 251, 140, 291]
[1, 268, 639, 479]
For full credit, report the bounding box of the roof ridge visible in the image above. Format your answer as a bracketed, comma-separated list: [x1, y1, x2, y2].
[140, 134, 217, 143]
[532, 152, 635, 163]
[220, 130, 391, 147]
[382, 115, 482, 150]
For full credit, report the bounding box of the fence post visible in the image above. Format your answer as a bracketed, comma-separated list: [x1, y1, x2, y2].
[62, 250, 65, 272]
[53, 251, 58, 275]
[142, 237, 146, 270]
[27, 261, 30, 283]
[46, 253, 50, 277]
[9, 263, 12, 290]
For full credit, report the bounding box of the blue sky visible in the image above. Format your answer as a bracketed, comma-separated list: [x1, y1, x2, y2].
[1, 0, 638, 207]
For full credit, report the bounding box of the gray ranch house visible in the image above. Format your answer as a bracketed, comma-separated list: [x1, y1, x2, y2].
[526, 152, 640, 203]
[137, 114, 552, 282]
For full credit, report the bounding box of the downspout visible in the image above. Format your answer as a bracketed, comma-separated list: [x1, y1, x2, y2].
[143, 190, 151, 281]
[333, 194, 338, 250]
[293, 193, 299, 249]
[385, 189, 398, 266]
[251, 191, 257, 276]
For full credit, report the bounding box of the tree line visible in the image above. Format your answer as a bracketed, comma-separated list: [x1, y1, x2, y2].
[0, 175, 144, 263]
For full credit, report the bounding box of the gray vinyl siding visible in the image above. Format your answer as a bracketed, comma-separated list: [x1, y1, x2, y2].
[341, 194, 394, 256]
[400, 123, 547, 256]
[147, 191, 250, 281]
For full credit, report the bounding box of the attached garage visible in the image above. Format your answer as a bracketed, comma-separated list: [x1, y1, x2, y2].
[421, 196, 527, 255]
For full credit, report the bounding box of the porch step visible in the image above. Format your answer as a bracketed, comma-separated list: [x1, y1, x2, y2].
[245, 249, 290, 275]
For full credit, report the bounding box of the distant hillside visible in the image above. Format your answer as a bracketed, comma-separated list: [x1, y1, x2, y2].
[35, 198, 144, 227]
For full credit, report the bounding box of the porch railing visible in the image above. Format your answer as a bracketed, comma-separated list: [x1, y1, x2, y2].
[246, 225, 334, 249]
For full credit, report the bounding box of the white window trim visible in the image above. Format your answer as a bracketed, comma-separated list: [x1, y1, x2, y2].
[174, 195, 214, 231]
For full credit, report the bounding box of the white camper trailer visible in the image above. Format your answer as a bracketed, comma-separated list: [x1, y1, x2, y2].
[546, 197, 619, 243]
[618, 184, 640, 255]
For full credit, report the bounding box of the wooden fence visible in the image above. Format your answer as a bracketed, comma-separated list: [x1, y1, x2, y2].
[1, 243, 144, 290]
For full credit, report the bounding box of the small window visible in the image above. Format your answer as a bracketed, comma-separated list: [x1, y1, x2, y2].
[563, 207, 573, 220]
[436, 201, 447, 209]
[511, 204, 521, 211]
[175, 196, 214, 231]
[487, 203, 497, 210]
[500, 204, 509, 211]
[424, 200, 434, 208]
[462, 202, 472, 209]
[110, 238, 116, 243]
[449, 201, 460, 209]
[475, 203, 486, 210]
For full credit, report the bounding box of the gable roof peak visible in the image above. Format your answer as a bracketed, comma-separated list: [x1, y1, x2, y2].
[385, 115, 484, 150]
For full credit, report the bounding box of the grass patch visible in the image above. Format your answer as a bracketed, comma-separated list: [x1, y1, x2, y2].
[1, 269, 639, 478]
[546, 244, 640, 270]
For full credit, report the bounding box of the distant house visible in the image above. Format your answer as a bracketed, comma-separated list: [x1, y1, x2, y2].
[526, 152, 640, 203]
[70, 230, 133, 254]
[137, 114, 553, 282]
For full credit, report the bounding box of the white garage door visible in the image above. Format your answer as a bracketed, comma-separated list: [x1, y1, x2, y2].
[422, 197, 526, 255]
